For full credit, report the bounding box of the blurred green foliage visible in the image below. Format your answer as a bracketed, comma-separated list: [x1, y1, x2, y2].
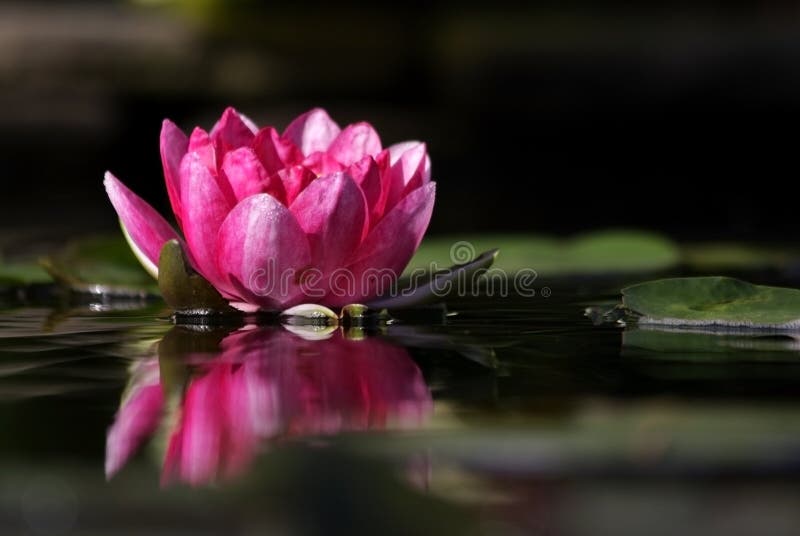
[408, 230, 680, 276]
[0, 258, 50, 286]
[38, 235, 157, 293]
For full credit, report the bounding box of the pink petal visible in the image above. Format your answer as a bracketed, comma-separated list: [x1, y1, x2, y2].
[302, 151, 345, 176]
[330, 335, 432, 429]
[276, 165, 316, 206]
[105, 377, 164, 478]
[348, 154, 386, 228]
[229, 301, 261, 313]
[210, 106, 257, 155]
[283, 108, 341, 156]
[390, 141, 430, 188]
[349, 182, 435, 298]
[221, 359, 276, 478]
[180, 153, 234, 292]
[160, 119, 189, 227]
[384, 142, 430, 213]
[266, 330, 432, 434]
[163, 366, 228, 486]
[290, 172, 368, 272]
[217, 194, 311, 309]
[104, 172, 181, 278]
[326, 122, 382, 167]
[187, 127, 217, 173]
[252, 127, 303, 175]
[221, 147, 286, 204]
[388, 141, 431, 183]
[186, 128, 236, 204]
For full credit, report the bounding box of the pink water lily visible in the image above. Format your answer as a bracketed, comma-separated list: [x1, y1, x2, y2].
[105, 107, 435, 311]
[105, 327, 432, 486]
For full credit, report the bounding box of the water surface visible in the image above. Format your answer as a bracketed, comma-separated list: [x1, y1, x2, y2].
[1, 282, 798, 535]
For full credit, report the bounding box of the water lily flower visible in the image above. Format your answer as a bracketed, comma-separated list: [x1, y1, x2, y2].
[104, 107, 435, 311]
[105, 327, 432, 486]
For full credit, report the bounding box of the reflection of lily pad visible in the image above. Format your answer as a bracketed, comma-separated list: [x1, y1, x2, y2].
[623, 326, 800, 362]
[623, 276, 800, 329]
[408, 230, 679, 276]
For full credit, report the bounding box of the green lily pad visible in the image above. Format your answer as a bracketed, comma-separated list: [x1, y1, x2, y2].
[622, 276, 800, 329]
[40, 235, 156, 292]
[0, 259, 51, 286]
[408, 230, 679, 277]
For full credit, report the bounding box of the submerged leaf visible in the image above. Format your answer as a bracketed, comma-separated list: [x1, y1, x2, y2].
[623, 276, 800, 329]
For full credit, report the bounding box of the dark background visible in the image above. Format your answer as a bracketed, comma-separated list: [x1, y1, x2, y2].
[2, 1, 799, 247]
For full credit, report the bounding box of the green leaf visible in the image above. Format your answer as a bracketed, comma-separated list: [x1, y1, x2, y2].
[622, 276, 800, 329]
[370, 248, 499, 308]
[157, 239, 232, 314]
[0, 260, 51, 286]
[408, 230, 679, 276]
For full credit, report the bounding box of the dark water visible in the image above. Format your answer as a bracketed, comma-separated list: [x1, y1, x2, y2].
[1, 283, 799, 535]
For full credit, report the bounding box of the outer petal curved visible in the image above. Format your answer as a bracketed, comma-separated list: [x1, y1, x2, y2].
[388, 140, 431, 183]
[221, 147, 286, 204]
[348, 182, 436, 299]
[104, 172, 181, 278]
[326, 122, 382, 167]
[384, 142, 430, 213]
[179, 153, 234, 291]
[217, 194, 311, 309]
[160, 120, 189, 226]
[283, 108, 341, 156]
[290, 172, 368, 272]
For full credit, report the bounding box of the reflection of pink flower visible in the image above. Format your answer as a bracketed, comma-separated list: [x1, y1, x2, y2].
[105, 359, 163, 478]
[104, 107, 435, 310]
[105, 328, 432, 486]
